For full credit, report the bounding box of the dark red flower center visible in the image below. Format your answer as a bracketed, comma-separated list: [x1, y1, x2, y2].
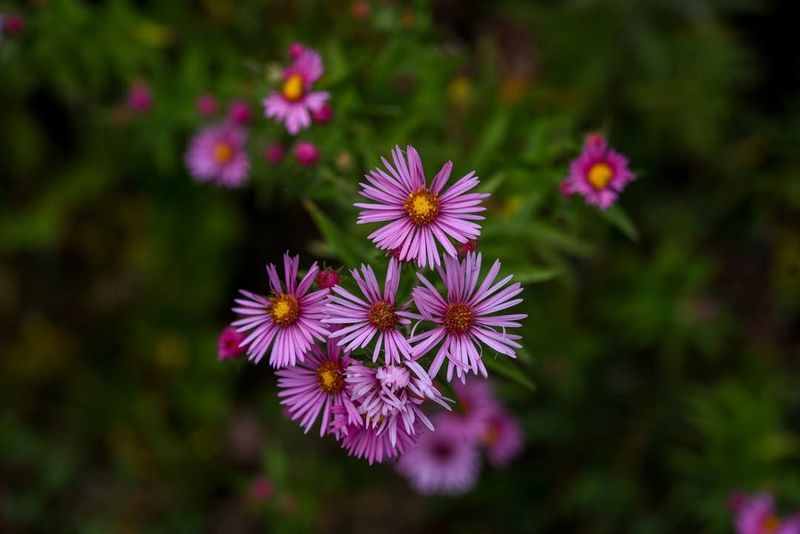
[443, 303, 474, 335]
[404, 189, 440, 226]
[368, 301, 398, 331]
[431, 440, 455, 460]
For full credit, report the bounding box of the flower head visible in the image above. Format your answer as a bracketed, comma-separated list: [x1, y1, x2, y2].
[248, 475, 273, 503]
[325, 259, 415, 365]
[264, 142, 285, 165]
[288, 42, 306, 59]
[339, 420, 419, 465]
[294, 141, 319, 166]
[2, 13, 24, 38]
[127, 83, 152, 113]
[732, 492, 800, 534]
[411, 252, 526, 381]
[355, 145, 489, 268]
[480, 408, 524, 467]
[228, 99, 252, 125]
[185, 123, 250, 188]
[315, 268, 340, 289]
[232, 253, 330, 368]
[276, 339, 360, 437]
[311, 103, 333, 124]
[196, 93, 218, 117]
[396, 414, 481, 495]
[263, 48, 330, 135]
[218, 326, 247, 360]
[560, 133, 636, 209]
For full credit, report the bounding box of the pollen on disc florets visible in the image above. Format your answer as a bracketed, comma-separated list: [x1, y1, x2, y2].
[282, 73, 305, 102]
[368, 301, 398, 330]
[317, 361, 345, 393]
[404, 189, 440, 226]
[213, 142, 233, 164]
[587, 162, 614, 191]
[269, 293, 301, 326]
[443, 303, 474, 335]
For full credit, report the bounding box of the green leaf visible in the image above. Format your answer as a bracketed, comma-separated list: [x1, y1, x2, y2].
[484, 357, 536, 392]
[514, 268, 561, 284]
[601, 205, 639, 242]
[303, 199, 368, 266]
[469, 108, 511, 171]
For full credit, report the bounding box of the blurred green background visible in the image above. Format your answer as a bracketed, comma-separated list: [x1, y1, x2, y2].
[2, 0, 799, 532]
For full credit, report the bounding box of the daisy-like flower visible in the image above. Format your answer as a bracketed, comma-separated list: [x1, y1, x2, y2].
[276, 339, 360, 437]
[355, 145, 489, 268]
[232, 253, 330, 368]
[480, 408, 524, 468]
[560, 133, 636, 209]
[263, 47, 330, 135]
[411, 252, 526, 382]
[396, 414, 481, 495]
[731, 492, 800, 534]
[339, 419, 419, 465]
[185, 123, 251, 188]
[325, 258, 415, 365]
[218, 326, 247, 360]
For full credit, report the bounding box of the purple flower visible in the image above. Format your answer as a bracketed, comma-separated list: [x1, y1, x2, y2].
[315, 268, 340, 289]
[396, 414, 481, 495]
[480, 408, 524, 467]
[232, 253, 330, 368]
[228, 99, 252, 125]
[324, 259, 415, 365]
[294, 141, 319, 166]
[263, 48, 330, 135]
[276, 339, 360, 437]
[185, 123, 250, 188]
[453, 378, 500, 422]
[218, 326, 247, 360]
[340, 420, 419, 465]
[311, 103, 333, 124]
[264, 142, 285, 165]
[196, 93, 218, 117]
[288, 42, 306, 59]
[411, 252, 526, 381]
[560, 133, 636, 209]
[355, 145, 489, 268]
[733, 492, 800, 534]
[127, 83, 152, 114]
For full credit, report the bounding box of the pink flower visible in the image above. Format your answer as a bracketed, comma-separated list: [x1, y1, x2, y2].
[218, 326, 247, 360]
[288, 42, 306, 59]
[196, 93, 218, 117]
[560, 133, 636, 209]
[276, 339, 360, 437]
[457, 239, 477, 258]
[2, 13, 24, 37]
[315, 268, 340, 289]
[480, 408, 524, 467]
[263, 48, 330, 135]
[248, 475, 273, 502]
[411, 252, 526, 382]
[340, 420, 419, 465]
[355, 145, 489, 268]
[324, 259, 415, 365]
[232, 253, 330, 368]
[264, 142, 285, 165]
[732, 493, 800, 534]
[294, 141, 319, 166]
[311, 103, 333, 124]
[185, 123, 250, 188]
[396, 414, 481, 495]
[127, 83, 152, 114]
[228, 100, 252, 125]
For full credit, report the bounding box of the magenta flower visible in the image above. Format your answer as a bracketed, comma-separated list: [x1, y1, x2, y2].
[288, 42, 306, 59]
[127, 83, 152, 114]
[732, 493, 800, 534]
[311, 103, 333, 124]
[264, 142, 285, 165]
[396, 414, 481, 495]
[560, 133, 636, 209]
[228, 99, 252, 125]
[185, 123, 250, 188]
[263, 48, 330, 135]
[480, 408, 524, 467]
[340, 420, 419, 465]
[276, 339, 360, 437]
[2, 13, 24, 38]
[453, 378, 500, 421]
[248, 475, 273, 503]
[411, 252, 526, 381]
[324, 259, 415, 365]
[196, 93, 218, 117]
[355, 145, 489, 268]
[232, 253, 330, 368]
[218, 326, 247, 360]
[294, 141, 319, 166]
[315, 268, 340, 289]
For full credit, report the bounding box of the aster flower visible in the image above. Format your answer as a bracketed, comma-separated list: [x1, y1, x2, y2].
[340, 420, 419, 465]
[311, 103, 333, 124]
[276, 339, 360, 437]
[263, 47, 330, 135]
[185, 123, 251, 188]
[196, 93, 218, 117]
[218, 326, 247, 360]
[396, 414, 481, 495]
[127, 83, 152, 114]
[355, 145, 489, 268]
[732, 492, 800, 534]
[232, 253, 330, 368]
[411, 252, 526, 381]
[324, 258, 415, 365]
[315, 268, 340, 289]
[346, 361, 448, 448]
[560, 133, 636, 209]
[228, 100, 252, 125]
[480, 408, 524, 467]
[453, 378, 500, 421]
[294, 141, 319, 166]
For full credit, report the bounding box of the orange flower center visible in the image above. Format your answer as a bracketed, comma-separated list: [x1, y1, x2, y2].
[282, 73, 305, 102]
[443, 303, 474, 334]
[762, 515, 781, 533]
[404, 189, 440, 226]
[587, 162, 614, 191]
[368, 301, 398, 330]
[317, 361, 345, 393]
[269, 294, 300, 326]
[213, 142, 233, 164]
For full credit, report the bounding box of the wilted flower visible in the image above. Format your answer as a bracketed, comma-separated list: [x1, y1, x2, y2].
[263, 47, 330, 135]
[560, 133, 636, 209]
[217, 326, 247, 360]
[196, 93, 218, 116]
[355, 145, 488, 268]
[232, 253, 330, 368]
[294, 141, 319, 166]
[411, 252, 526, 381]
[730, 492, 800, 534]
[185, 123, 250, 188]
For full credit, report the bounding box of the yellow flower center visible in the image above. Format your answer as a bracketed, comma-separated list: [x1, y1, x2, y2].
[762, 516, 781, 533]
[213, 142, 233, 164]
[282, 73, 305, 102]
[443, 303, 474, 335]
[587, 162, 614, 191]
[368, 301, 398, 331]
[269, 294, 300, 327]
[317, 361, 345, 393]
[404, 189, 440, 226]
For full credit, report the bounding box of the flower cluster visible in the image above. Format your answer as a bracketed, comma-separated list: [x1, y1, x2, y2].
[222, 145, 528, 469]
[729, 492, 800, 534]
